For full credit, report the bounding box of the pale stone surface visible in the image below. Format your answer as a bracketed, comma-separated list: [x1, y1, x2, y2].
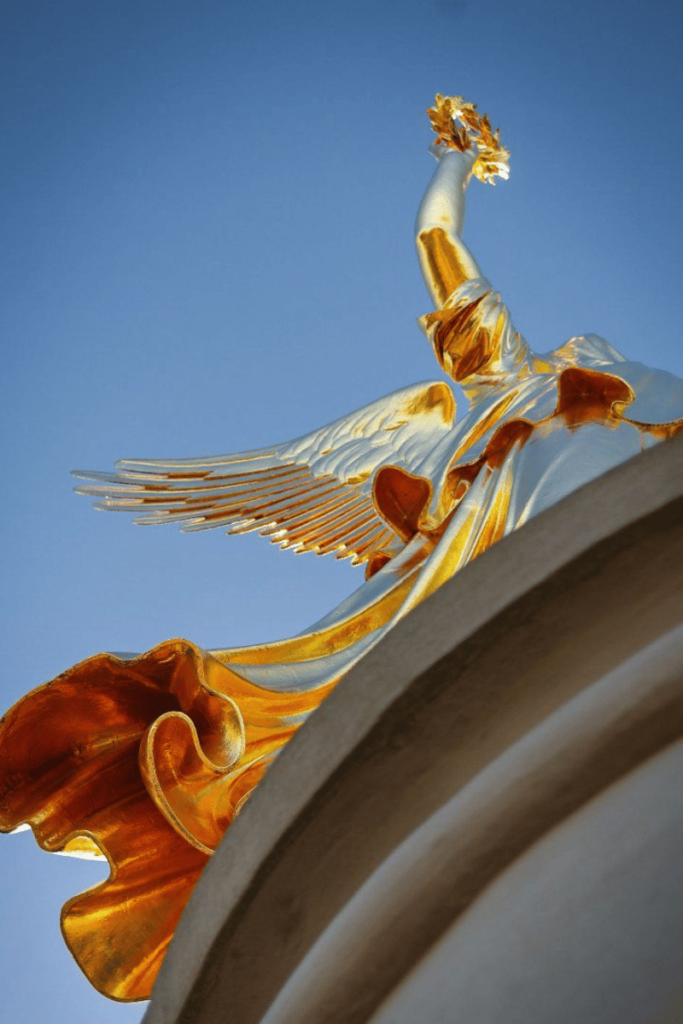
[262, 624, 683, 1024]
[143, 432, 683, 1024]
[369, 737, 683, 1024]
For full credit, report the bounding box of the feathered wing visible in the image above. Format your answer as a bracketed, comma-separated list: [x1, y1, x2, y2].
[74, 381, 456, 567]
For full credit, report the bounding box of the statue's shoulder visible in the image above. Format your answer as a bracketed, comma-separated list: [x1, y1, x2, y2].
[540, 333, 628, 370]
[536, 334, 683, 425]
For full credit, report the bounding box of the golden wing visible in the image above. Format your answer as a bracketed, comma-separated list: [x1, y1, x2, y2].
[74, 381, 455, 567]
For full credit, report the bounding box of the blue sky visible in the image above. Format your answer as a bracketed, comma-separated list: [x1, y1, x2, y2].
[1, 0, 682, 1020]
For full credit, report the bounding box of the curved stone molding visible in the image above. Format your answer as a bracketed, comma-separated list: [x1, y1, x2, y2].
[263, 627, 683, 1024]
[143, 433, 683, 1024]
[367, 736, 683, 1024]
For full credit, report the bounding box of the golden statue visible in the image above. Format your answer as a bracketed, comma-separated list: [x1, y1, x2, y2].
[2, 96, 683, 1003]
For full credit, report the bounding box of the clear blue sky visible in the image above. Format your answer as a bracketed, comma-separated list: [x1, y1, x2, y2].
[1, 1, 682, 1020]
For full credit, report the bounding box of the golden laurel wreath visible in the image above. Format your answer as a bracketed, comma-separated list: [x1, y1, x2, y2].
[427, 94, 510, 184]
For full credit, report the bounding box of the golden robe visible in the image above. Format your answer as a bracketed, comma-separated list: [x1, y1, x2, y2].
[2, 276, 682, 1000]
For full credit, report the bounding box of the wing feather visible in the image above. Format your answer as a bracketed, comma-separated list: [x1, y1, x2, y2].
[272, 497, 370, 540]
[74, 381, 455, 565]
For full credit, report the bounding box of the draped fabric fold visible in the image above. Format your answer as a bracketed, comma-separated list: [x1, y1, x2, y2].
[2, 276, 683, 1000]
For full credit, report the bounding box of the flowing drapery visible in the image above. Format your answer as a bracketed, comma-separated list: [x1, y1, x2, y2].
[2, 277, 682, 999]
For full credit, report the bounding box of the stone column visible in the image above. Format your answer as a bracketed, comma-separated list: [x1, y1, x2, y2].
[144, 432, 683, 1024]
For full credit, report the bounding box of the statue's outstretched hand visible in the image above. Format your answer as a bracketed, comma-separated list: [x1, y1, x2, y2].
[429, 142, 478, 168]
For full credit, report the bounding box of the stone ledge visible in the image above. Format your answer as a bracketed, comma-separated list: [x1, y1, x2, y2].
[144, 432, 683, 1024]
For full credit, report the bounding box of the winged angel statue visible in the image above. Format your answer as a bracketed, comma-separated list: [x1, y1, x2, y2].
[2, 96, 683, 1002]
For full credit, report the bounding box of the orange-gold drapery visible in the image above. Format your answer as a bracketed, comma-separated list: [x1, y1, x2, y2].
[2, 275, 683, 1001]
[0, 642, 339, 999]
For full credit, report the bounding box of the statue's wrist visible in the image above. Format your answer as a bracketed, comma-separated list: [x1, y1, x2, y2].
[441, 147, 477, 170]
[435, 147, 476, 188]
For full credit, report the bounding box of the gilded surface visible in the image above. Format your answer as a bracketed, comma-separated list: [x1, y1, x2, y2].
[2, 95, 683, 1001]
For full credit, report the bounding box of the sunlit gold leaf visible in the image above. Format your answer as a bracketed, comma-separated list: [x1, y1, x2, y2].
[427, 92, 511, 185]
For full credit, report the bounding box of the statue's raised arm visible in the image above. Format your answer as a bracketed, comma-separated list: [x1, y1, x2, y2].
[415, 94, 510, 304]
